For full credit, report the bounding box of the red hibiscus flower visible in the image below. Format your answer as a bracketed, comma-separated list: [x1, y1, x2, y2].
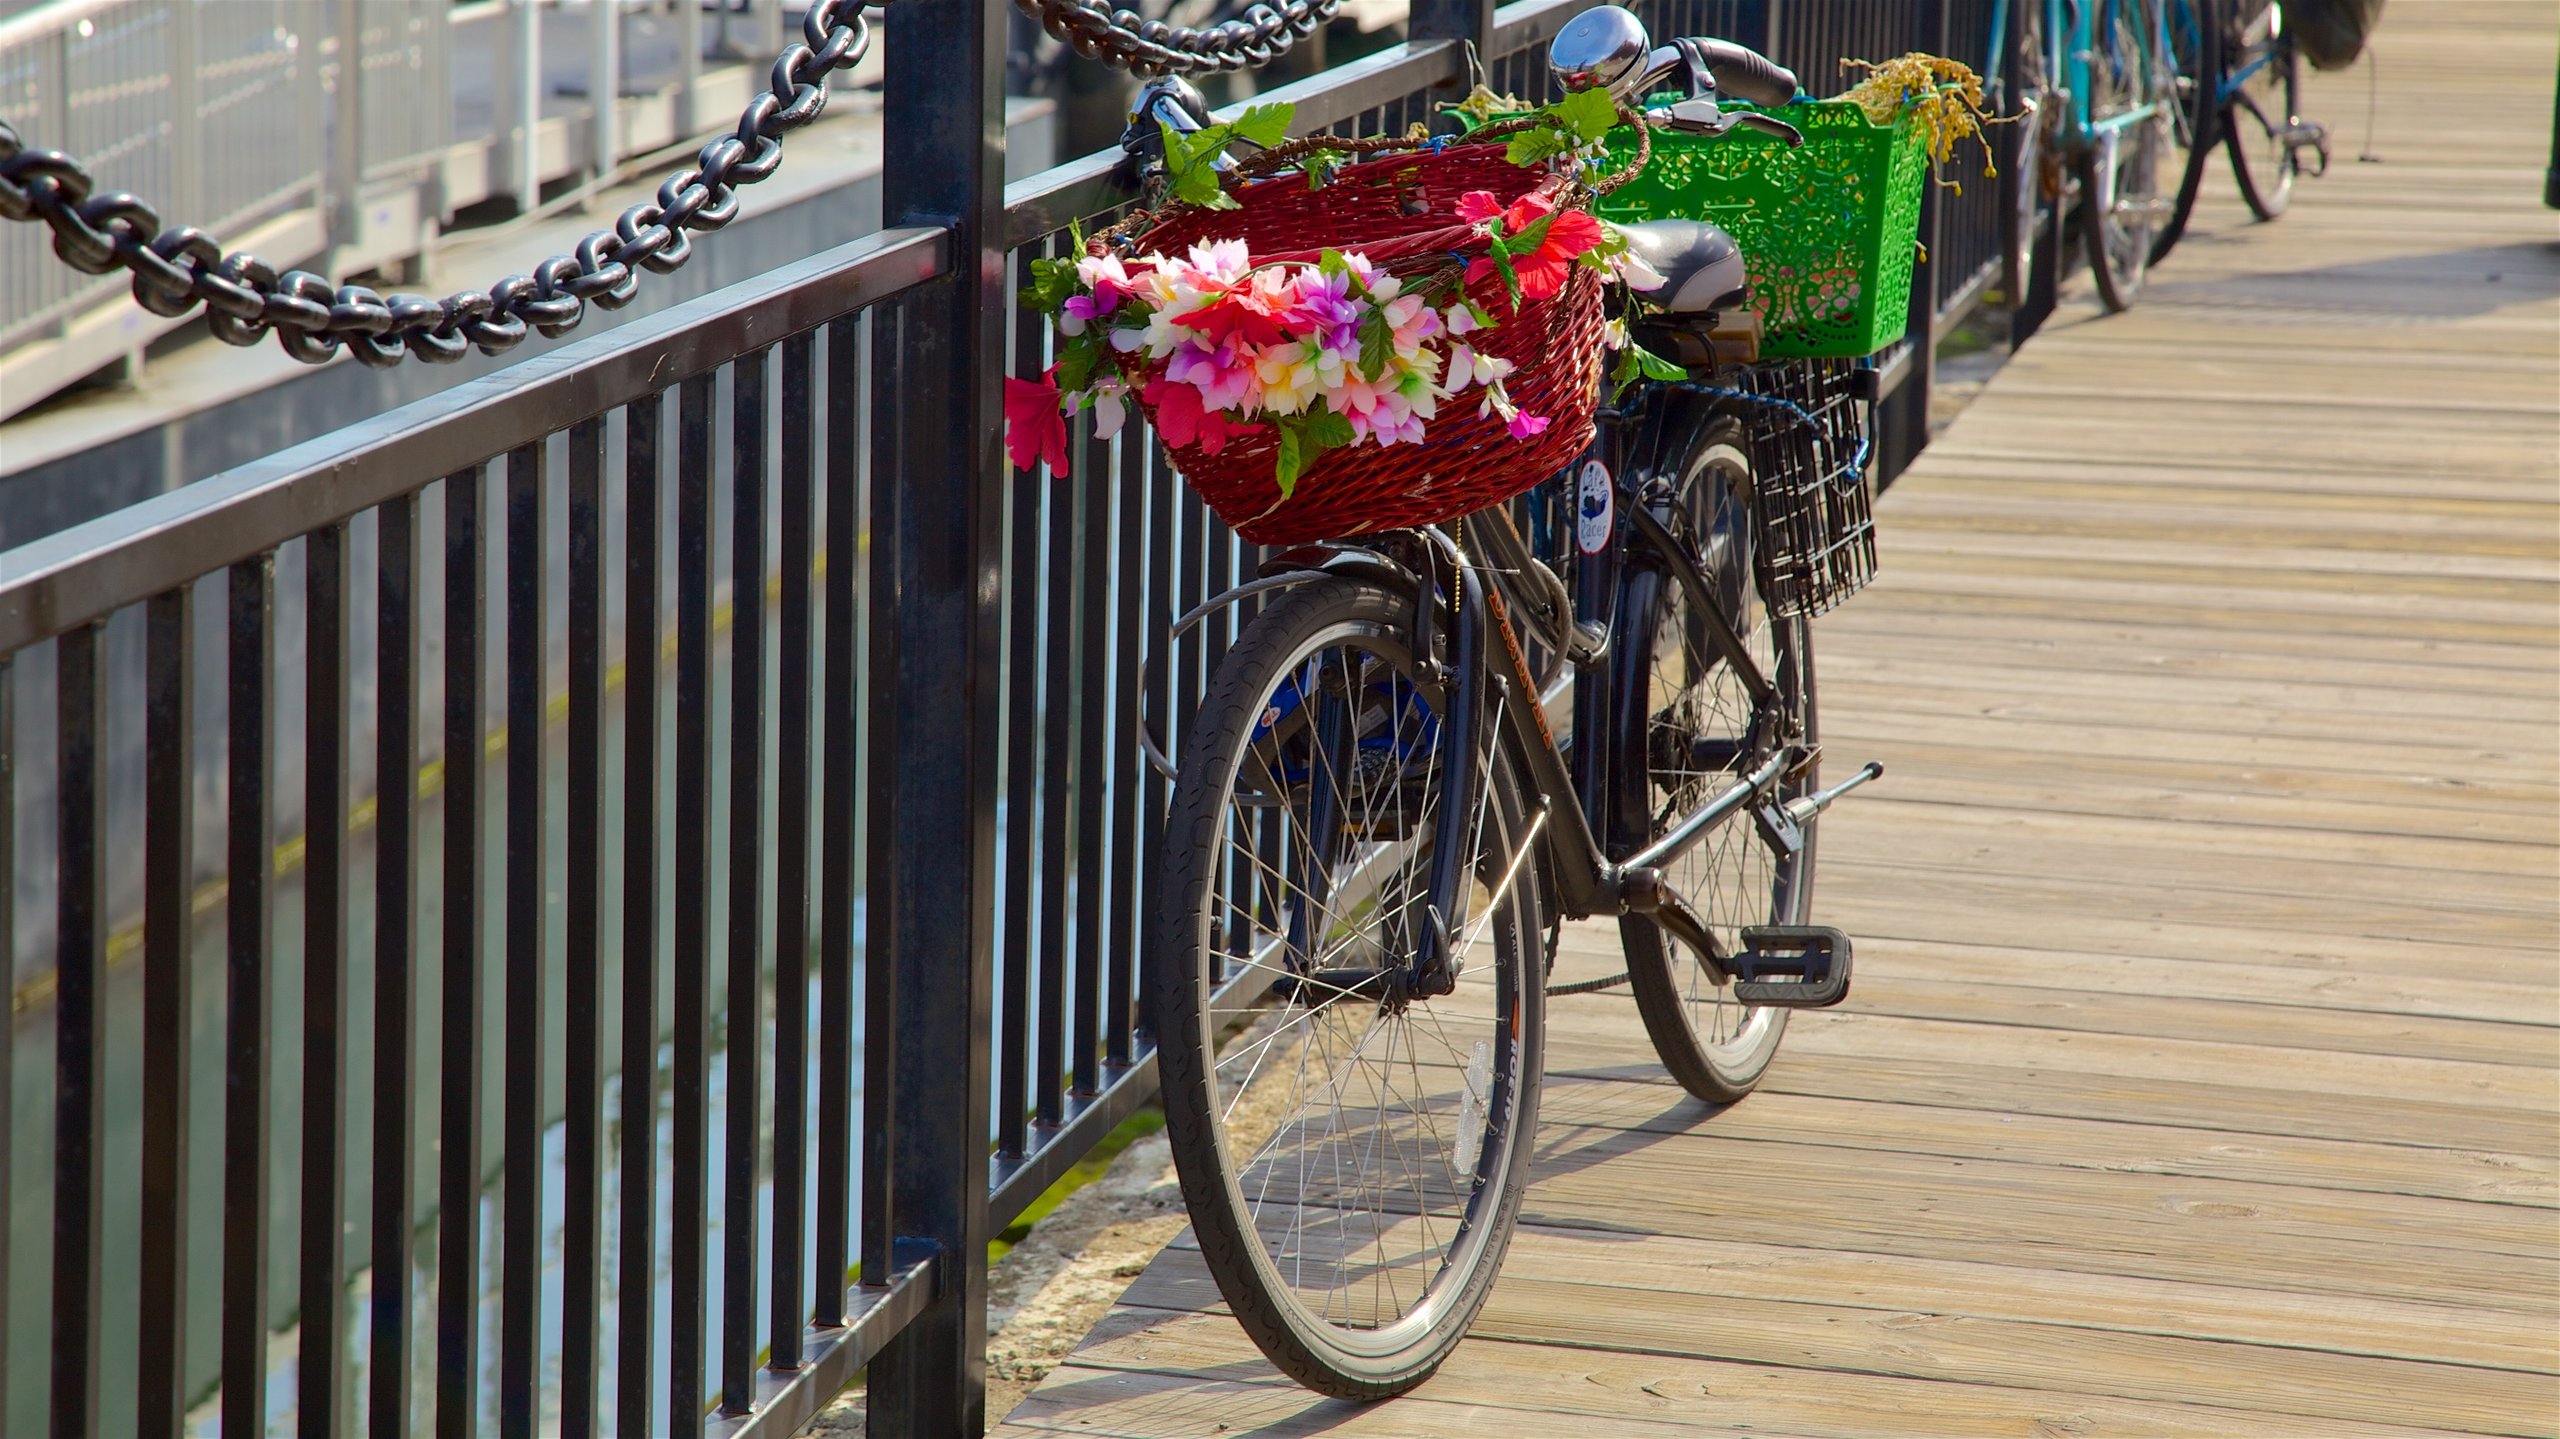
[1468, 201, 1607, 302]
[1004, 373, 1070, 476]
[1174, 289, 1294, 350]
[1144, 378, 1261, 456]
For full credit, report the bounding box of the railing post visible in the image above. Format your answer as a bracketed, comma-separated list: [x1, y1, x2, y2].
[865, 0, 1007, 1434]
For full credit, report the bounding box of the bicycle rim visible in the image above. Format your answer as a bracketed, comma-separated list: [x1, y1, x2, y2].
[1153, 579, 1544, 1398]
[1615, 423, 1809, 1101]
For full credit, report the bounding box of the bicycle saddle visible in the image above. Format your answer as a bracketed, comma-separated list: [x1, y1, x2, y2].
[1617, 218, 1748, 315]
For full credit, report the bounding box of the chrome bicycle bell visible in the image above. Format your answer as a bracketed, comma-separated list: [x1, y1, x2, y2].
[1550, 6, 1650, 94]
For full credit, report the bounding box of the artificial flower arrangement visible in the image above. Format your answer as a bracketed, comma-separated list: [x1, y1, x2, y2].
[1002, 88, 1691, 541]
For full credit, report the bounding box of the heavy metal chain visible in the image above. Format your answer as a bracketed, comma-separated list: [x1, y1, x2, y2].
[0, 0, 1330, 369]
[1014, 0, 1342, 75]
[0, 0, 880, 367]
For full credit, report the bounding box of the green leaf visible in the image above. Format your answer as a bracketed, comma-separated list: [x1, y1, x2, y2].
[1503, 125, 1576, 169]
[1550, 85, 1620, 144]
[1483, 242, 1522, 305]
[1231, 101, 1294, 148]
[1018, 255, 1080, 314]
[1632, 341, 1687, 382]
[1355, 308, 1395, 383]
[1161, 119, 1242, 209]
[1054, 335, 1103, 396]
[1274, 424, 1305, 499]
[1609, 345, 1643, 398]
[1303, 406, 1354, 450]
[1302, 148, 1345, 191]
[1505, 211, 1556, 257]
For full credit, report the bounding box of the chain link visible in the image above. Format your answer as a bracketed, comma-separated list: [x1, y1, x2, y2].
[1014, 0, 1342, 76]
[0, 0, 881, 368]
[0, 0, 1336, 369]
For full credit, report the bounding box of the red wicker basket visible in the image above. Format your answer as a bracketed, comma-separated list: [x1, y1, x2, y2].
[1119, 142, 1608, 545]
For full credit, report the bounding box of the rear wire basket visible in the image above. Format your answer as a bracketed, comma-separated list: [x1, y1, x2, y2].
[1731, 358, 1877, 618]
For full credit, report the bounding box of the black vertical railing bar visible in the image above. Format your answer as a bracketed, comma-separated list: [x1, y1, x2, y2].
[772, 328, 818, 1372]
[51, 619, 105, 1439]
[139, 585, 195, 1439]
[563, 414, 610, 1439]
[1104, 426, 1146, 1070]
[304, 519, 357, 1439]
[857, 303, 906, 1300]
[866, 0, 1007, 1424]
[619, 391, 667, 1439]
[722, 345, 772, 1416]
[1072, 432, 1111, 1100]
[671, 370, 718, 1439]
[1036, 397, 1075, 1127]
[997, 248, 1045, 1162]
[436, 471, 486, 1439]
[499, 441, 548, 1439]
[372, 491, 423, 1439]
[224, 552, 279, 1439]
[813, 317, 860, 1326]
[1139, 451, 1176, 1039]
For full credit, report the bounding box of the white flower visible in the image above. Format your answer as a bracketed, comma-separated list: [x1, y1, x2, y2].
[1443, 344, 1514, 393]
[1610, 245, 1667, 291]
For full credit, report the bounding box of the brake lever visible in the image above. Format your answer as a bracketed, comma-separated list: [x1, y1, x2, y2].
[1644, 98, 1805, 148]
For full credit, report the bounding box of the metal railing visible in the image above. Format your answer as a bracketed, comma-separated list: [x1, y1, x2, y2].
[0, 3, 2019, 1436]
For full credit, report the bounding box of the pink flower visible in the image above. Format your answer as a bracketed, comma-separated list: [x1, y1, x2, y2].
[1005, 373, 1070, 475]
[1506, 411, 1551, 440]
[1165, 337, 1260, 412]
[1145, 378, 1261, 456]
[1455, 190, 1505, 224]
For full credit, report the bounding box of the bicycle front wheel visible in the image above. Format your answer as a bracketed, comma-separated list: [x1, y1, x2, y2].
[1611, 415, 1815, 1102]
[2151, 0, 2224, 265]
[1152, 576, 1547, 1399]
[2226, 4, 2301, 220]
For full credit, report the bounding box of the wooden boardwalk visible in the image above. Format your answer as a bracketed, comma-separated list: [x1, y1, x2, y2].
[994, 4, 2560, 1433]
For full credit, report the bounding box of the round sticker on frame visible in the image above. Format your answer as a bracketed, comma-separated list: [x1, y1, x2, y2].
[1576, 458, 1613, 556]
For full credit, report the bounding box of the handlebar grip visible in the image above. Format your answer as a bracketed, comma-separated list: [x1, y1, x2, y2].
[1688, 37, 1799, 108]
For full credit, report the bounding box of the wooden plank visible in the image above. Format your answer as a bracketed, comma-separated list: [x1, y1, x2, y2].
[1003, 1312, 2505, 1439]
[1114, 1251, 2557, 1433]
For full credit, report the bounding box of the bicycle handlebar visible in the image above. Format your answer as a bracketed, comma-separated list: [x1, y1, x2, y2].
[1680, 37, 1799, 109]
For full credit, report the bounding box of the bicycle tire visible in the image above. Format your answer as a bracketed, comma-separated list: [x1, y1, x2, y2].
[2151, 0, 2226, 265]
[2004, 0, 2054, 307]
[2226, 11, 2301, 220]
[2081, 0, 2174, 311]
[1152, 576, 1546, 1398]
[1610, 414, 1815, 1102]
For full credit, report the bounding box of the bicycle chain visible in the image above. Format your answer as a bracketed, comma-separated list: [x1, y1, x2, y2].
[0, 0, 1331, 370]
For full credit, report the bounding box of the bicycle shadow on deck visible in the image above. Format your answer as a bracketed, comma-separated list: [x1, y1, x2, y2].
[1003, 1063, 1741, 1435]
[2130, 237, 2560, 324]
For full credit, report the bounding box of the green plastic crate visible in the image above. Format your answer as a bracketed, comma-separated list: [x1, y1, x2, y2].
[1596, 100, 1929, 359]
[1449, 99, 1932, 357]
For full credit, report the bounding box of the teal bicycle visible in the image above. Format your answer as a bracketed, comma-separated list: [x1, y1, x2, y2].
[1999, 0, 2217, 311]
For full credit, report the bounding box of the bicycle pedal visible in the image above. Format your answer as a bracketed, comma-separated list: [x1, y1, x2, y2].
[1731, 925, 1853, 1008]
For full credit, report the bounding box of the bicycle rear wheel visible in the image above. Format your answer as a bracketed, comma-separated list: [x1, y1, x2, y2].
[2081, 0, 2176, 311]
[1611, 412, 1815, 1102]
[2226, 4, 2301, 220]
[1153, 576, 1547, 1398]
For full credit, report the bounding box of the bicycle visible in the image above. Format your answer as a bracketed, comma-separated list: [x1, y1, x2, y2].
[2000, 0, 2218, 311]
[1132, 10, 1884, 1398]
